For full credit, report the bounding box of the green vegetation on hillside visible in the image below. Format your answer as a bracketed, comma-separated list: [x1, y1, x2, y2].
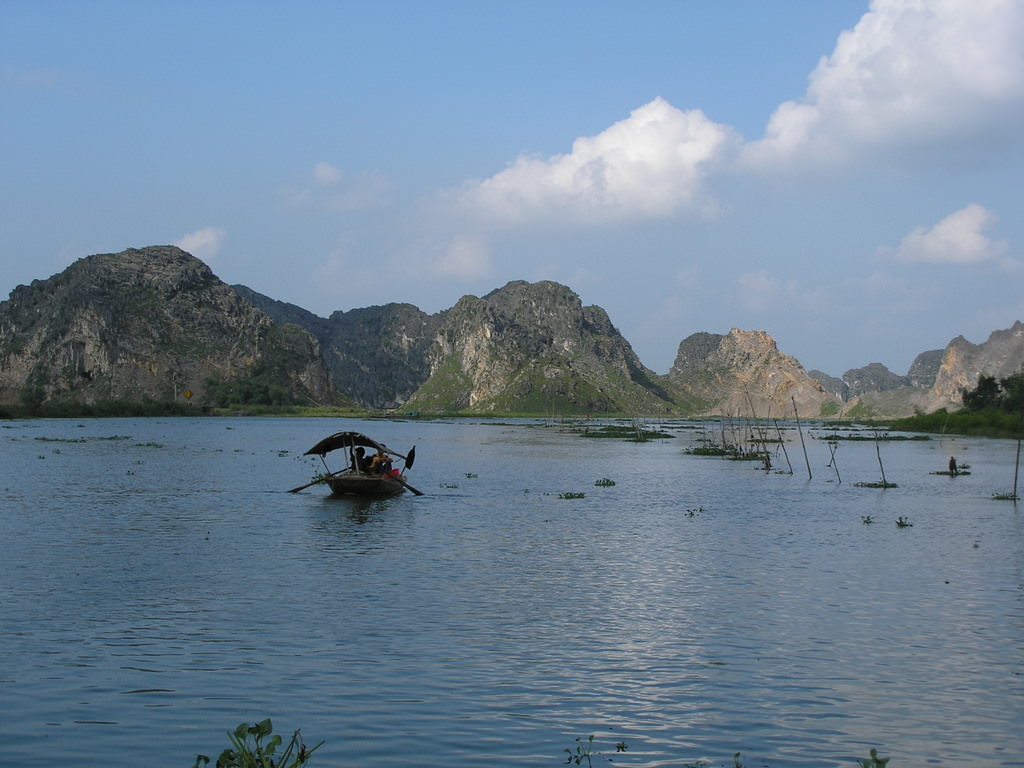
[891, 371, 1024, 437]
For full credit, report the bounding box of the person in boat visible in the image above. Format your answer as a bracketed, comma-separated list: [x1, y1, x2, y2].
[369, 449, 392, 474]
[353, 446, 369, 473]
[948, 456, 958, 476]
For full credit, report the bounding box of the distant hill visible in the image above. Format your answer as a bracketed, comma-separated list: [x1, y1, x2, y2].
[403, 280, 675, 414]
[664, 329, 840, 418]
[236, 285, 440, 410]
[0, 246, 336, 410]
[4, 245, 1022, 418]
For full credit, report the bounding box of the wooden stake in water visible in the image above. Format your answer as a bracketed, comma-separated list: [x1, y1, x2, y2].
[1014, 435, 1021, 501]
[874, 429, 888, 486]
[792, 397, 812, 480]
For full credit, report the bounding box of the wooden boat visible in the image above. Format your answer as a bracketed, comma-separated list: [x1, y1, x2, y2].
[290, 431, 422, 496]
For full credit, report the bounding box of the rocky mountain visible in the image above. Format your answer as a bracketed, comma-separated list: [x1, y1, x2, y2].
[0, 247, 336, 410]
[665, 329, 841, 417]
[404, 280, 674, 414]
[4, 245, 1021, 418]
[236, 285, 440, 410]
[921, 321, 1024, 411]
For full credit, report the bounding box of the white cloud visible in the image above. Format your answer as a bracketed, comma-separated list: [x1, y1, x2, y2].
[736, 270, 801, 312]
[460, 97, 738, 223]
[282, 164, 391, 211]
[432, 234, 492, 279]
[741, 0, 1024, 169]
[175, 226, 226, 261]
[887, 204, 1009, 265]
[312, 162, 342, 186]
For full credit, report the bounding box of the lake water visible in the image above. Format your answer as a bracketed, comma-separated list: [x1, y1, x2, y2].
[1, 417, 1021, 767]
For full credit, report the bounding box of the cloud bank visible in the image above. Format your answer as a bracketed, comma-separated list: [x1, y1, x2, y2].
[741, 0, 1024, 169]
[448, 0, 1023, 237]
[459, 97, 738, 223]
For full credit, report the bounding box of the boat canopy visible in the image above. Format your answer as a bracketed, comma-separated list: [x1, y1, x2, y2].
[304, 431, 408, 461]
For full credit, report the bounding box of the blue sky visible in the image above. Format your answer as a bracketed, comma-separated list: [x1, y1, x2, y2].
[2, 0, 1022, 376]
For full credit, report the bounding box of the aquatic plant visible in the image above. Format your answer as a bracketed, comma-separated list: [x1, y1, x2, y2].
[559, 491, 586, 499]
[581, 423, 674, 441]
[992, 492, 1019, 501]
[855, 481, 898, 489]
[861, 515, 874, 524]
[564, 735, 628, 767]
[858, 748, 891, 768]
[594, 477, 616, 486]
[192, 719, 322, 768]
[896, 516, 913, 528]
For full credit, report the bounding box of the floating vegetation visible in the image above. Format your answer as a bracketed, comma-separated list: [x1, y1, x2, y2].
[192, 718, 322, 768]
[896, 516, 913, 527]
[931, 470, 971, 476]
[858, 748, 891, 768]
[34, 435, 131, 443]
[580, 424, 674, 441]
[558, 491, 586, 499]
[684, 506, 704, 517]
[439, 482, 459, 489]
[684, 443, 762, 461]
[992, 492, 1019, 501]
[861, 515, 874, 524]
[854, 481, 898, 489]
[819, 433, 930, 441]
[594, 477, 616, 487]
[464, 472, 478, 479]
[131, 442, 165, 449]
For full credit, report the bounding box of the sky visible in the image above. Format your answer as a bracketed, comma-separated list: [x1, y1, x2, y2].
[2, 0, 1022, 377]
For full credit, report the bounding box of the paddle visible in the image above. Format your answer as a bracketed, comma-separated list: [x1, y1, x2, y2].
[287, 470, 342, 494]
[393, 472, 425, 496]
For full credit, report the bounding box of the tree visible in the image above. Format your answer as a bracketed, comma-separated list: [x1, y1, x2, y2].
[963, 374, 1003, 410]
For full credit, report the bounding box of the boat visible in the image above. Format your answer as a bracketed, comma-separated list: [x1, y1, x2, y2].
[290, 431, 423, 496]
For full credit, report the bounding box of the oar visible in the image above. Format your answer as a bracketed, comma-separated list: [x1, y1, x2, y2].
[393, 473, 425, 496]
[287, 470, 341, 493]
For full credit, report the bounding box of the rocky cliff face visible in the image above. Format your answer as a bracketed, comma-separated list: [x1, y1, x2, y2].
[234, 286, 437, 409]
[665, 329, 841, 417]
[0, 247, 335, 408]
[922, 321, 1024, 411]
[405, 280, 674, 414]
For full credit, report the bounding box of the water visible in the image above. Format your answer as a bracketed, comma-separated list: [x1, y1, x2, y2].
[1, 417, 1021, 767]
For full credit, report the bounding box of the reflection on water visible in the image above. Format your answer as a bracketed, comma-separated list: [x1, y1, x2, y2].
[0, 417, 1021, 767]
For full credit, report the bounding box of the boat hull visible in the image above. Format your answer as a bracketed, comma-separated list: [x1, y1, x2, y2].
[325, 472, 406, 496]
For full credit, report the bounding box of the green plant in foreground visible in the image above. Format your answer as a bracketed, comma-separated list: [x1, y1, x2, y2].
[564, 735, 628, 767]
[192, 719, 323, 768]
[858, 747, 891, 767]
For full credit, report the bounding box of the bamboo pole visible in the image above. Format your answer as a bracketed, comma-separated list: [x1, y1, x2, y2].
[774, 419, 793, 474]
[1013, 435, 1021, 501]
[792, 397, 812, 480]
[826, 438, 842, 484]
[874, 429, 888, 486]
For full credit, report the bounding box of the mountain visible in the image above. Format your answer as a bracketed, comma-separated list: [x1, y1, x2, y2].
[4, 245, 1021, 418]
[664, 329, 840, 417]
[0, 246, 336, 410]
[404, 280, 675, 414]
[235, 285, 440, 410]
[922, 321, 1024, 411]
